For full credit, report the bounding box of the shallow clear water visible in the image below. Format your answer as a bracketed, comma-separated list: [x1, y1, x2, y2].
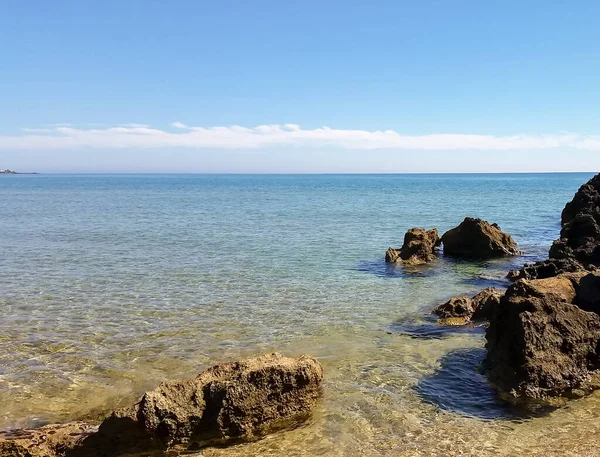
[1, 173, 599, 456]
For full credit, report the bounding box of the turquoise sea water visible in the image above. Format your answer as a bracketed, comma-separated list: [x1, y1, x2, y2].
[2, 173, 600, 456]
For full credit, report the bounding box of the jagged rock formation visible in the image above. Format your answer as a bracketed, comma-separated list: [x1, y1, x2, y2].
[0, 353, 324, 457]
[509, 173, 600, 280]
[550, 173, 600, 265]
[441, 218, 520, 258]
[385, 228, 441, 265]
[485, 272, 600, 400]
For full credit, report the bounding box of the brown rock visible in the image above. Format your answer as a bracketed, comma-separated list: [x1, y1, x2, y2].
[441, 218, 520, 258]
[75, 353, 323, 456]
[1, 354, 323, 457]
[485, 275, 600, 399]
[433, 296, 474, 319]
[385, 228, 441, 265]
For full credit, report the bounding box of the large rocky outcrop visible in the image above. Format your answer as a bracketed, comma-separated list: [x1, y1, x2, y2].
[0, 353, 324, 457]
[385, 228, 441, 265]
[485, 273, 600, 400]
[550, 173, 600, 266]
[433, 287, 504, 323]
[441, 218, 520, 258]
[508, 174, 600, 281]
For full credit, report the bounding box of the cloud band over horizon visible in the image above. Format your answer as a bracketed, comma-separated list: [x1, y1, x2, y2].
[2, 123, 600, 151]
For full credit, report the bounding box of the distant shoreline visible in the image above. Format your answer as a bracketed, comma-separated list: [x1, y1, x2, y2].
[0, 170, 39, 175]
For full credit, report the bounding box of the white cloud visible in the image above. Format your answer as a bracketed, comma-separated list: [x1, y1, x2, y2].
[1, 123, 600, 151]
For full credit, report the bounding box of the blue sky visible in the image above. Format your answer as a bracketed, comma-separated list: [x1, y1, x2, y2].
[1, 1, 600, 172]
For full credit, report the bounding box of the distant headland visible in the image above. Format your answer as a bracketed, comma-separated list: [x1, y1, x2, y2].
[0, 169, 39, 174]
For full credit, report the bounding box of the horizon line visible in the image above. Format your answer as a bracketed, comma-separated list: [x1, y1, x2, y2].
[5, 170, 598, 175]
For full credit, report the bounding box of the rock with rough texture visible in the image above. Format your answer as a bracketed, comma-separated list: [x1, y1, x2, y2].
[507, 258, 585, 281]
[75, 353, 323, 456]
[385, 228, 441, 265]
[549, 173, 600, 266]
[433, 296, 474, 319]
[485, 275, 600, 399]
[441, 218, 520, 258]
[0, 423, 98, 457]
[471, 287, 505, 320]
[0, 354, 323, 457]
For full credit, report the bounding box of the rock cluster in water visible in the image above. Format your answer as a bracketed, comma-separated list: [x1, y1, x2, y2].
[0, 353, 323, 457]
[408, 173, 600, 403]
[482, 174, 600, 400]
[386, 218, 520, 264]
[485, 272, 600, 399]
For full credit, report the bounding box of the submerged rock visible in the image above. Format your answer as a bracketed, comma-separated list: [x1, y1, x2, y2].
[0, 422, 98, 457]
[385, 227, 441, 265]
[441, 218, 520, 258]
[436, 316, 472, 326]
[433, 287, 504, 323]
[1, 353, 323, 457]
[485, 274, 600, 400]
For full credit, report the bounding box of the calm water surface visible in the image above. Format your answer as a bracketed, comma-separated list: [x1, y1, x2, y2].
[2, 173, 600, 456]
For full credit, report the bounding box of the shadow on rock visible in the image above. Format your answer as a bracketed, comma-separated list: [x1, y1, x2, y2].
[415, 348, 555, 421]
[65, 415, 160, 457]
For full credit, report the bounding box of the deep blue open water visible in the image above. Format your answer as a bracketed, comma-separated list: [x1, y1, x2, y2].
[1, 173, 599, 456]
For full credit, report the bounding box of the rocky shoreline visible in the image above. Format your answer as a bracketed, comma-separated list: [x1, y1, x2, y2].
[4, 173, 600, 456]
[386, 217, 521, 265]
[397, 172, 600, 402]
[0, 169, 39, 174]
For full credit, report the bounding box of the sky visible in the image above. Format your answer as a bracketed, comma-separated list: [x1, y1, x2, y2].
[1, 1, 600, 173]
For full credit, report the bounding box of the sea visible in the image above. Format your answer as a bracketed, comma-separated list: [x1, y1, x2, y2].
[2, 172, 600, 456]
